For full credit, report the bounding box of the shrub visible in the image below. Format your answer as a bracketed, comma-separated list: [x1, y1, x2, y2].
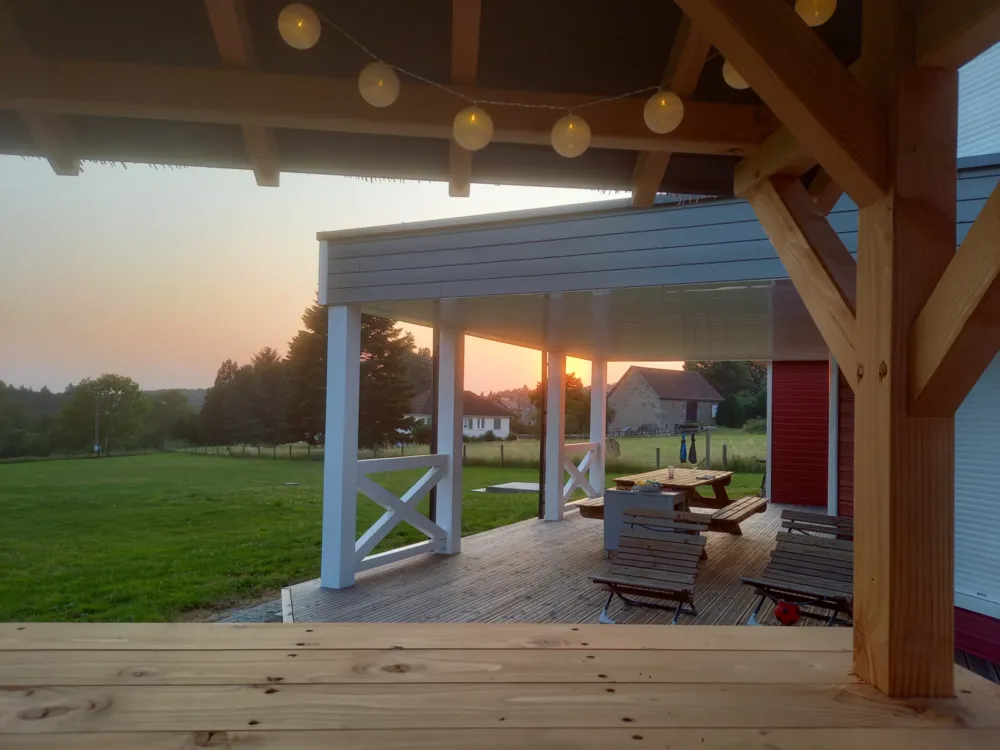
[505, 433, 519, 441]
[743, 417, 767, 434]
[483, 429, 497, 442]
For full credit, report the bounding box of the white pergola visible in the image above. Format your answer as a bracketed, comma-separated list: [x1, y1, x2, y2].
[315, 194, 829, 588]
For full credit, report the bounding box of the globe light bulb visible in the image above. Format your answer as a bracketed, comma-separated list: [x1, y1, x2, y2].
[278, 4, 321, 50]
[453, 106, 494, 151]
[795, 0, 836, 27]
[722, 60, 750, 90]
[358, 62, 400, 107]
[551, 115, 591, 158]
[643, 91, 685, 134]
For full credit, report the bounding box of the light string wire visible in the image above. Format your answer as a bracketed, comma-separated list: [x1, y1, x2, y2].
[315, 8, 719, 115]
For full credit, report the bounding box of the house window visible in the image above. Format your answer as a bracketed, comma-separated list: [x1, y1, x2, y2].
[686, 400, 698, 421]
[463, 418, 471, 429]
[478, 418, 485, 429]
[494, 418, 501, 430]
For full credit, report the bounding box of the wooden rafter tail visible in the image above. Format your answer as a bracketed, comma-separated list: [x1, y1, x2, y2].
[204, 0, 280, 187]
[631, 15, 711, 208]
[910, 182, 1000, 416]
[0, 0, 80, 177]
[448, 0, 481, 197]
[916, 0, 1000, 69]
[675, 0, 886, 207]
[746, 175, 859, 388]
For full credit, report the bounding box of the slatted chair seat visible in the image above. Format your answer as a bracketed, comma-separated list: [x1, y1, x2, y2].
[570, 496, 605, 519]
[741, 513, 854, 626]
[592, 508, 708, 624]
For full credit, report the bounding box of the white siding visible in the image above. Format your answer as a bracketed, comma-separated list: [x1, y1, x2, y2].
[462, 416, 510, 439]
[955, 355, 1000, 620]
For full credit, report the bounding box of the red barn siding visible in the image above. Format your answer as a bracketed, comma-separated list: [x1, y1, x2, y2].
[770, 361, 828, 506]
[838, 370, 855, 517]
[956, 608, 1000, 663]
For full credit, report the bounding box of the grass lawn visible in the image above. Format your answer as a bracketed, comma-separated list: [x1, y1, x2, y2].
[0, 453, 763, 622]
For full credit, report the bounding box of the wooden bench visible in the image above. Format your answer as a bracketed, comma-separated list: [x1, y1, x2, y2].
[592, 508, 709, 624]
[740, 517, 854, 626]
[570, 496, 605, 519]
[701, 495, 768, 535]
[780, 509, 854, 540]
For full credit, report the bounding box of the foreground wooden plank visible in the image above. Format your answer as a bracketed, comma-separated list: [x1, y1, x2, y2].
[0, 623, 853, 651]
[0, 648, 856, 686]
[6, 728, 1000, 750]
[3, 680, 999, 733]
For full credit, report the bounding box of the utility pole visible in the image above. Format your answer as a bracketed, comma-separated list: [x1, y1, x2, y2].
[93, 394, 101, 457]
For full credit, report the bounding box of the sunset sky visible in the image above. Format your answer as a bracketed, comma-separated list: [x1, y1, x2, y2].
[1, 156, 678, 394]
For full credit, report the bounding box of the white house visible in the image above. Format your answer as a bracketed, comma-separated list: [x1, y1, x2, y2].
[408, 391, 512, 439]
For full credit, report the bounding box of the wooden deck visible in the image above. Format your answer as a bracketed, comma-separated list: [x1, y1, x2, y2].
[286, 503, 795, 627]
[1, 622, 998, 748]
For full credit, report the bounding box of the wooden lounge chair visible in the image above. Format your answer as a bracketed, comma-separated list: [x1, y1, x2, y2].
[592, 507, 709, 624]
[740, 510, 854, 626]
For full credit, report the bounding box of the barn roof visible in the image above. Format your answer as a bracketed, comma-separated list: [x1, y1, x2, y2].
[0, 0, 863, 197]
[612, 366, 724, 402]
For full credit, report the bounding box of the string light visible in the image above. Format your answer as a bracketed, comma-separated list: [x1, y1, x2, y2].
[358, 62, 400, 107]
[453, 107, 494, 151]
[278, 4, 321, 50]
[277, 4, 702, 159]
[643, 91, 685, 134]
[722, 60, 750, 90]
[795, 0, 837, 27]
[551, 115, 592, 158]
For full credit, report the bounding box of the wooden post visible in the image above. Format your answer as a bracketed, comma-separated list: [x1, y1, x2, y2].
[722, 443, 728, 469]
[827, 357, 840, 516]
[436, 326, 464, 555]
[500, 442, 504, 468]
[320, 304, 361, 589]
[544, 352, 566, 521]
[656, 447, 660, 469]
[589, 359, 607, 494]
[852, 62, 958, 697]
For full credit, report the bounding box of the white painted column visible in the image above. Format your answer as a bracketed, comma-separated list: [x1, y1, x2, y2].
[765, 361, 773, 500]
[436, 327, 464, 554]
[320, 305, 361, 589]
[544, 351, 566, 520]
[827, 357, 840, 516]
[589, 359, 607, 496]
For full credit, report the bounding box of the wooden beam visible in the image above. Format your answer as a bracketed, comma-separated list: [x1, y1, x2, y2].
[733, 127, 815, 196]
[205, 0, 279, 187]
[746, 175, 859, 387]
[853, 50, 958, 698]
[674, 0, 887, 207]
[631, 15, 711, 207]
[808, 170, 843, 216]
[0, 0, 79, 176]
[448, 0, 482, 197]
[0, 58, 777, 155]
[910, 182, 1000, 416]
[917, 0, 1000, 69]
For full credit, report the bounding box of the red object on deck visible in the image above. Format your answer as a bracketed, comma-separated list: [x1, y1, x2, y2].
[770, 361, 829, 506]
[775, 601, 801, 626]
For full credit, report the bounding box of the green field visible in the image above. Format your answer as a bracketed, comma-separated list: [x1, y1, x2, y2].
[192, 429, 767, 473]
[0, 453, 762, 622]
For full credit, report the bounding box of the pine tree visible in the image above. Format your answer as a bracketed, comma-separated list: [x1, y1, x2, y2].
[284, 304, 416, 449]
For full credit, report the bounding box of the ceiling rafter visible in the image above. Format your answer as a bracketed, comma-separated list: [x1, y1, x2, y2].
[675, 0, 886, 207]
[917, 0, 1000, 69]
[448, 0, 482, 197]
[0, 58, 778, 156]
[0, 0, 79, 176]
[631, 15, 711, 208]
[205, 0, 279, 187]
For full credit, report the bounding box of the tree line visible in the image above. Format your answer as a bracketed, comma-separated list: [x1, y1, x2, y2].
[0, 304, 431, 459]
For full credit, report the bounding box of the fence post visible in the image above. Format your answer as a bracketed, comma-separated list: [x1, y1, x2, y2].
[400, 444, 404, 457]
[723, 444, 728, 469]
[308, 444, 311, 459]
[656, 447, 660, 469]
[500, 443, 505, 468]
[258, 445, 261, 458]
[463, 443, 467, 460]
[273, 445, 276, 459]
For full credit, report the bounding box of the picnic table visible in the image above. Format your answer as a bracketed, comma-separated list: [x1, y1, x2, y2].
[614, 467, 735, 510]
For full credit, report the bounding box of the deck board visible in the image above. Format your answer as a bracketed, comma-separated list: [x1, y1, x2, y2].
[1, 624, 998, 748]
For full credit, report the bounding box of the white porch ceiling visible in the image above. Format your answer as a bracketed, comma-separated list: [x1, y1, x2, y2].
[360, 279, 828, 362]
